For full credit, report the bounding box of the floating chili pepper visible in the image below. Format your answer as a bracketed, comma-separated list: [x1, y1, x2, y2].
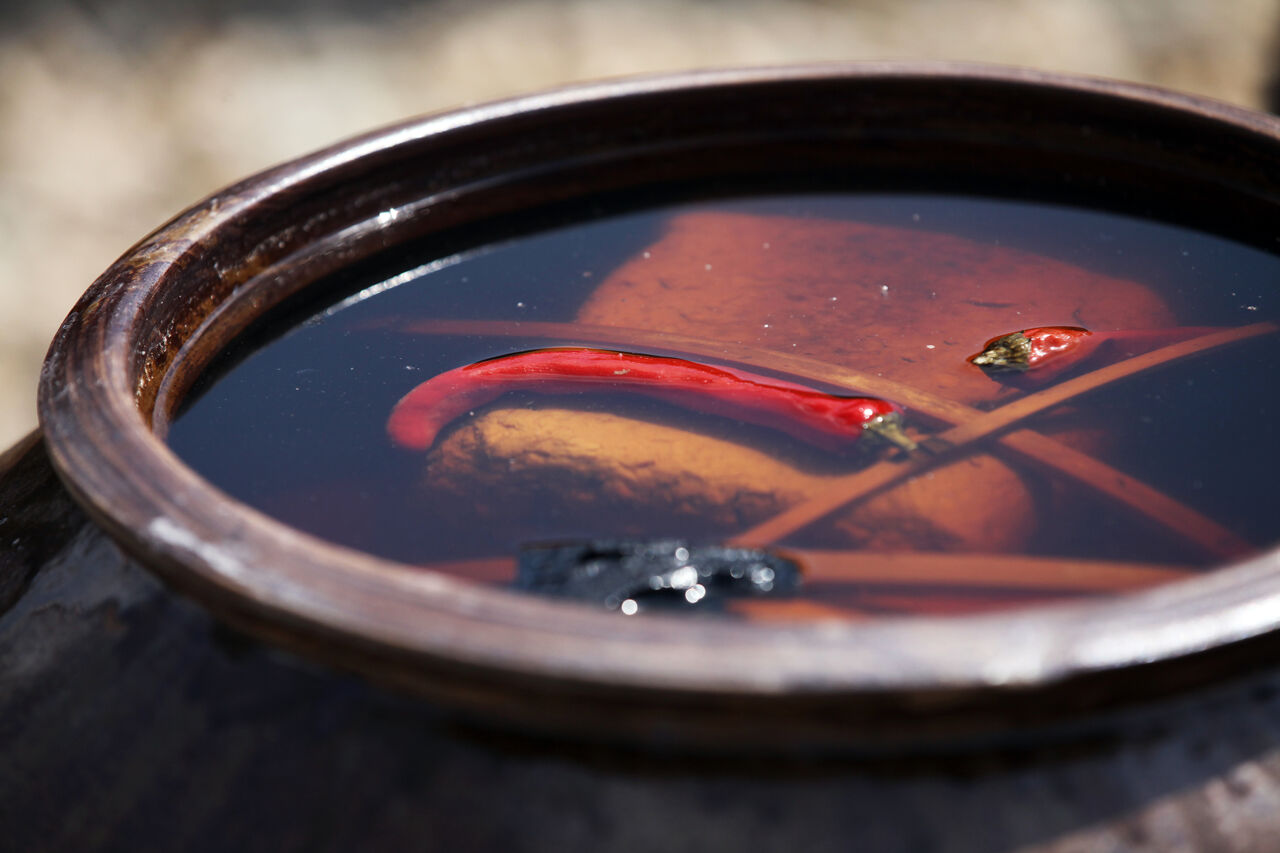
[388, 347, 916, 452]
[969, 326, 1098, 378]
[969, 325, 1218, 382]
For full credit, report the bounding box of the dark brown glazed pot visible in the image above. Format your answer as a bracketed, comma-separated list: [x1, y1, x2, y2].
[7, 64, 1280, 850]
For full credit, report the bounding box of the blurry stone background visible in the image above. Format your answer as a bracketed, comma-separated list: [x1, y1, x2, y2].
[2, 0, 1279, 449]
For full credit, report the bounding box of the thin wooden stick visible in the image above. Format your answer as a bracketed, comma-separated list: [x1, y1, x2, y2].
[954, 322, 1279, 444]
[723, 598, 867, 622]
[996, 430, 1252, 559]
[731, 421, 1256, 557]
[734, 323, 1273, 553]
[416, 557, 516, 583]
[380, 318, 1275, 558]
[418, 551, 1190, 594]
[731, 455, 939, 548]
[843, 593, 1060, 616]
[795, 550, 1192, 591]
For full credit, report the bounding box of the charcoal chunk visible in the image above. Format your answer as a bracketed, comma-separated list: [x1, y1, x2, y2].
[514, 539, 800, 613]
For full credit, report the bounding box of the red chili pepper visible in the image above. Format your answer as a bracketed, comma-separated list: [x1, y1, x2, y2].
[388, 348, 916, 452]
[969, 326, 1098, 378]
[969, 325, 1217, 382]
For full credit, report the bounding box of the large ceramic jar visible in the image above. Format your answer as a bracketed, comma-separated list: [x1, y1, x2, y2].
[5, 65, 1280, 852]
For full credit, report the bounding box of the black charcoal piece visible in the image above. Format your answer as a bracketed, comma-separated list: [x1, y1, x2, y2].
[514, 539, 801, 613]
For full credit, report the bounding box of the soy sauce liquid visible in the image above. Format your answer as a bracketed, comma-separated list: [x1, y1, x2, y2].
[167, 194, 1280, 618]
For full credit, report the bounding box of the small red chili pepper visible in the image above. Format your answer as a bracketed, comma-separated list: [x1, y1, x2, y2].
[969, 326, 1098, 378]
[388, 347, 916, 452]
[969, 325, 1218, 382]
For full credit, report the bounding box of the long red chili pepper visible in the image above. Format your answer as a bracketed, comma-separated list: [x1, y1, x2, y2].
[969, 325, 1218, 381]
[388, 347, 916, 452]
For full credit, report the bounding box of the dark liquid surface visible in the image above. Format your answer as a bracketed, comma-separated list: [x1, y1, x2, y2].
[167, 194, 1280, 619]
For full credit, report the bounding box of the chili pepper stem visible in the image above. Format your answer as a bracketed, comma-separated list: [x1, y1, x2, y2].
[970, 331, 1033, 368]
[863, 414, 918, 453]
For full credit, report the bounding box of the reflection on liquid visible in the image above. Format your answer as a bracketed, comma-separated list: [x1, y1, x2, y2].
[168, 194, 1280, 621]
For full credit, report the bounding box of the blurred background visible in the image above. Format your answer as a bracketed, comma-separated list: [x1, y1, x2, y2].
[3, 0, 1279, 449]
